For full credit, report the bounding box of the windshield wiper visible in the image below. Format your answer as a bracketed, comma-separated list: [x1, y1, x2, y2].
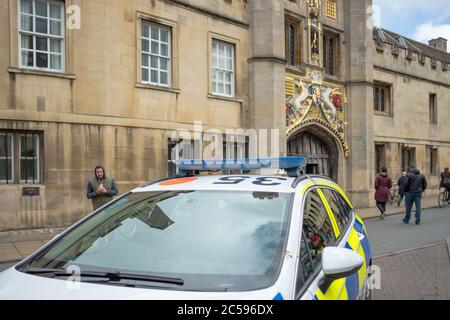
[22, 267, 184, 285]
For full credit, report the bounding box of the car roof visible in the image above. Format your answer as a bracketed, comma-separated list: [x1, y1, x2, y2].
[134, 174, 339, 194]
[135, 175, 297, 193]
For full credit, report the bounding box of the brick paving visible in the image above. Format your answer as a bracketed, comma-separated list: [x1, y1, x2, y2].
[372, 242, 450, 300]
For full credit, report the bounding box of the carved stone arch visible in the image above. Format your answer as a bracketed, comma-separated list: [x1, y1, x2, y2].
[287, 120, 346, 185]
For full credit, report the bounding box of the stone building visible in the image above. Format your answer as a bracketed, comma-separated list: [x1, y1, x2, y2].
[0, 0, 449, 231]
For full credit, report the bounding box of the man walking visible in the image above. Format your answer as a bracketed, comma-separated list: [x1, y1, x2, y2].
[402, 166, 427, 225]
[397, 169, 408, 207]
[86, 165, 118, 210]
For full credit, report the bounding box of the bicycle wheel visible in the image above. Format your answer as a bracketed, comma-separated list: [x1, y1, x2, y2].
[438, 192, 447, 208]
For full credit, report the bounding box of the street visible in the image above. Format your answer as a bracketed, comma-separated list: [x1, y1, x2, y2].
[364, 207, 450, 256]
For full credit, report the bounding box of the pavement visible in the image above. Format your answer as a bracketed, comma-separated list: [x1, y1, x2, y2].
[372, 241, 450, 300]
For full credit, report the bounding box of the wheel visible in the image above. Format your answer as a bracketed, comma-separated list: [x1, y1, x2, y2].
[438, 192, 446, 208]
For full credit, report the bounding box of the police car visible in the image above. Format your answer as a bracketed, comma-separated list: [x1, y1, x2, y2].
[0, 158, 371, 300]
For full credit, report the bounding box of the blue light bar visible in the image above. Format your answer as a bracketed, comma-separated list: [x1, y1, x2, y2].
[176, 157, 306, 177]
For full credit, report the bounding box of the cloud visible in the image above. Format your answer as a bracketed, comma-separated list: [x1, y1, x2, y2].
[413, 22, 450, 51]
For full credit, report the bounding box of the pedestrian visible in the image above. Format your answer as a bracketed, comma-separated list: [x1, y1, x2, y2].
[374, 167, 392, 220]
[402, 166, 427, 225]
[440, 167, 450, 205]
[397, 169, 408, 207]
[86, 165, 118, 211]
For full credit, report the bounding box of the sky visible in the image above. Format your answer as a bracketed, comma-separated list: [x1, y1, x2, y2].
[373, 0, 450, 51]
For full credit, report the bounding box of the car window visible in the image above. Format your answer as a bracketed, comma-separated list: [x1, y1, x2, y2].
[332, 190, 353, 222]
[300, 189, 336, 278]
[19, 190, 292, 292]
[320, 188, 349, 232]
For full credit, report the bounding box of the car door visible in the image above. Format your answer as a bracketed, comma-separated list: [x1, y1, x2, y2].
[320, 187, 371, 300]
[294, 188, 346, 300]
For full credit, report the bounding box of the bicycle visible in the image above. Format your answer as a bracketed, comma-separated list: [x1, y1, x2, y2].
[389, 185, 399, 205]
[438, 188, 449, 208]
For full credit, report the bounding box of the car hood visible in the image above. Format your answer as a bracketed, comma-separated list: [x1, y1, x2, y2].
[0, 267, 282, 300]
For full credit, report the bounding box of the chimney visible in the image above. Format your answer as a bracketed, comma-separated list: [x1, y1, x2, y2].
[429, 37, 448, 52]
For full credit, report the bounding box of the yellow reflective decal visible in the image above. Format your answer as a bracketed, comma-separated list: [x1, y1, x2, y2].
[317, 189, 340, 238]
[315, 278, 348, 300]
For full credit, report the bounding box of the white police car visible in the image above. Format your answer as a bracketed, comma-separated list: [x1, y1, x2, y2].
[0, 158, 371, 300]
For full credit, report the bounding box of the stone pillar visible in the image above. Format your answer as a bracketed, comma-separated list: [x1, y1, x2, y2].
[344, 0, 375, 208]
[248, 0, 286, 157]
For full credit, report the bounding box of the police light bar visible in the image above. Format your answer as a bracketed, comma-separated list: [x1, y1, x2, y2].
[176, 157, 306, 177]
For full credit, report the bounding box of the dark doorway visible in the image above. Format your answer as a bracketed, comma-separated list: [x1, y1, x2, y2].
[287, 132, 331, 177]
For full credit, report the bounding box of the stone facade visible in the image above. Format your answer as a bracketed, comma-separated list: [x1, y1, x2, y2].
[0, 0, 449, 231]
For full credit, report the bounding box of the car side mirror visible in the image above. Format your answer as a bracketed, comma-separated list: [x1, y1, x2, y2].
[318, 247, 364, 293]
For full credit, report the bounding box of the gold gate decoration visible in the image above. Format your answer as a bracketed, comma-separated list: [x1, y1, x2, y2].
[285, 70, 350, 158]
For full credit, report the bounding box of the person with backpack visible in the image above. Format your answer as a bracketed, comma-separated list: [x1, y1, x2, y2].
[397, 169, 408, 207]
[402, 166, 427, 225]
[440, 168, 450, 204]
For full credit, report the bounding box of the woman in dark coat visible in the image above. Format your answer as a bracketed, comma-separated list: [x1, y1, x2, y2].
[375, 167, 392, 219]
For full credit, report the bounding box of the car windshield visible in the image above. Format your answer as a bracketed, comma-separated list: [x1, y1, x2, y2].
[19, 190, 292, 291]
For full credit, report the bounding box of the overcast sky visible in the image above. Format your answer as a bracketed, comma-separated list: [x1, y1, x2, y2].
[373, 0, 450, 51]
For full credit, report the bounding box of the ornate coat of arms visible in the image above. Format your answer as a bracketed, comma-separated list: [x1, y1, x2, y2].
[285, 72, 349, 158]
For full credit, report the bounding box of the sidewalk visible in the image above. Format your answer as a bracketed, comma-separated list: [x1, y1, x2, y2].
[0, 227, 66, 264]
[356, 196, 439, 220]
[0, 197, 441, 264]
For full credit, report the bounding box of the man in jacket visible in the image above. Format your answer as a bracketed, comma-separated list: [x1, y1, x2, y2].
[397, 169, 408, 207]
[402, 166, 427, 225]
[440, 168, 450, 204]
[86, 165, 118, 210]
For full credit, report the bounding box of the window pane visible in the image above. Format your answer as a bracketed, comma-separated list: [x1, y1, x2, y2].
[161, 44, 168, 57]
[142, 68, 149, 82]
[20, 14, 33, 31]
[0, 135, 12, 157]
[225, 84, 231, 95]
[36, 1, 48, 17]
[36, 52, 48, 67]
[21, 50, 34, 66]
[141, 54, 148, 67]
[36, 36, 47, 51]
[218, 57, 225, 69]
[50, 39, 61, 52]
[302, 189, 336, 271]
[150, 56, 158, 68]
[212, 55, 217, 68]
[226, 58, 232, 70]
[160, 71, 168, 85]
[225, 45, 232, 58]
[218, 82, 224, 94]
[141, 24, 149, 38]
[219, 43, 225, 56]
[20, 0, 33, 14]
[50, 4, 62, 19]
[225, 72, 231, 83]
[151, 27, 159, 40]
[150, 70, 158, 83]
[50, 20, 62, 36]
[160, 58, 167, 71]
[20, 159, 38, 182]
[50, 54, 61, 70]
[160, 29, 169, 43]
[0, 159, 13, 181]
[141, 39, 149, 52]
[36, 17, 48, 33]
[20, 136, 37, 157]
[150, 41, 158, 54]
[21, 35, 34, 49]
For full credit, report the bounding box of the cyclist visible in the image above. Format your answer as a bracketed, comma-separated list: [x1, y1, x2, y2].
[440, 168, 450, 205]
